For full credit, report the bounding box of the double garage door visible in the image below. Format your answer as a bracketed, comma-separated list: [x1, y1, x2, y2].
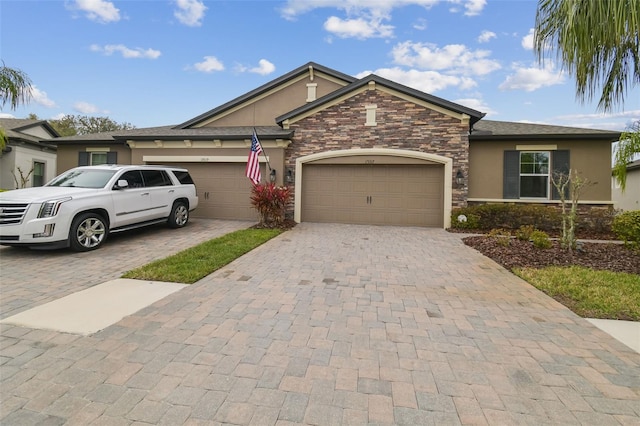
[302, 163, 444, 227]
[166, 162, 444, 227]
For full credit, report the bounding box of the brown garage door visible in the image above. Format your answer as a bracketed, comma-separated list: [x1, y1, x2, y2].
[169, 162, 260, 221]
[302, 164, 443, 227]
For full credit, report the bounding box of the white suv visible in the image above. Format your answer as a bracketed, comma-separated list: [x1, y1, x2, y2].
[0, 165, 198, 251]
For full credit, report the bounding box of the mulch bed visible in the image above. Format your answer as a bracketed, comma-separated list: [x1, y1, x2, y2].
[462, 236, 640, 275]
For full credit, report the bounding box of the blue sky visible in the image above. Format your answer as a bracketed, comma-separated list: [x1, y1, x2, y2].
[1, 0, 638, 132]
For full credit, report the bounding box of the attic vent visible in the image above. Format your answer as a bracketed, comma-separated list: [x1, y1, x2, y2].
[306, 83, 317, 102]
[365, 104, 377, 126]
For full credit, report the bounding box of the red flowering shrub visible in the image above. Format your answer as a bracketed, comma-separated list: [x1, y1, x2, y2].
[250, 183, 291, 227]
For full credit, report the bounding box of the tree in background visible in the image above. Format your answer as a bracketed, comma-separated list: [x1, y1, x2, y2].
[534, 0, 639, 190]
[613, 120, 640, 191]
[1, 62, 33, 151]
[534, 0, 639, 112]
[49, 114, 136, 136]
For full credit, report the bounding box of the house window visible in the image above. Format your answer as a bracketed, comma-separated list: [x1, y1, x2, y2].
[520, 152, 549, 198]
[503, 150, 569, 200]
[32, 161, 45, 187]
[91, 152, 108, 165]
[78, 151, 117, 166]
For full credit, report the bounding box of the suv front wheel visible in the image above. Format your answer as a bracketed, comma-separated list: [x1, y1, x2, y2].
[69, 212, 108, 251]
[168, 201, 189, 228]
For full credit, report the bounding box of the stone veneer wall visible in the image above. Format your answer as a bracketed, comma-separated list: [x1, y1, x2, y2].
[284, 89, 470, 215]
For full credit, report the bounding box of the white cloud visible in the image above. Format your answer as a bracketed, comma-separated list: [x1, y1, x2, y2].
[499, 64, 565, 91]
[0, 113, 16, 118]
[73, 101, 107, 114]
[413, 18, 428, 31]
[522, 28, 534, 50]
[31, 86, 56, 108]
[192, 56, 225, 73]
[462, 0, 486, 16]
[90, 44, 161, 59]
[453, 97, 495, 115]
[356, 67, 477, 93]
[324, 16, 394, 39]
[477, 30, 496, 43]
[174, 0, 207, 27]
[250, 59, 276, 75]
[68, 0, 120, 23]
[280, 0, 486, 38]
[235, 59, 276, 75]
[391, 41, 501, 76]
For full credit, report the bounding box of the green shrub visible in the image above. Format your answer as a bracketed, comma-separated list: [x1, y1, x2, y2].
[612, 210, 640, 249]
[488, 228, 511, 246]
[451, 204, 560, 231]
[452, 212, 480, 229]
[530, 230, 552, 249]
[515, 225, 536, 241]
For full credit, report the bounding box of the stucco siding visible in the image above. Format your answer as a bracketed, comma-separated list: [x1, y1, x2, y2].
[612, 168, 640, 211]
[469, 139, 612, 202]
[1, 145, 57, 189]
[196, 74, 346, 128]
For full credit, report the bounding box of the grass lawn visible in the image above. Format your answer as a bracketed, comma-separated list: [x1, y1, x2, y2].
[514, 266, 640, 321]
[122, 228, 282, 284]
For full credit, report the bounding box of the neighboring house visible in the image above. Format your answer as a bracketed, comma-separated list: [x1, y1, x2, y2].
[612, 159, 640, 211]
[0, 118, 58, 190]
[53, 62, 620, 228]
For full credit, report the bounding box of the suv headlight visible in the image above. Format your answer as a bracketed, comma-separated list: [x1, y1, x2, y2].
[38, 197, 71, 218]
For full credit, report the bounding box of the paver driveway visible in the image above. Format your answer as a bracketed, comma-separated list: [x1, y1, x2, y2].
[1, 222, 639, 425]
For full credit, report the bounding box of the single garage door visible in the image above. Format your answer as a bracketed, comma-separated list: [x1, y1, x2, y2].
[168, 162, 259, 220]
[302, 164, 444, 227]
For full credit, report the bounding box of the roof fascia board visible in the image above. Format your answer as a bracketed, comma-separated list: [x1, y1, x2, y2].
[470, 134, 620, 142]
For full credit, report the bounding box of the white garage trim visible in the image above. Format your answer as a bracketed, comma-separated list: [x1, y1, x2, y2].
[142, 155, 269, 163]
[294, 148, 453, 227]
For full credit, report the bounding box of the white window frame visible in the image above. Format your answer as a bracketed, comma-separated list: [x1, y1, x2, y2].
[519, 151, 550, 199]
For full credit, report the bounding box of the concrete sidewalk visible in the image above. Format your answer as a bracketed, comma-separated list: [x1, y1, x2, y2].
[586, 319, 640, 353]
[1, 223, 638, 425]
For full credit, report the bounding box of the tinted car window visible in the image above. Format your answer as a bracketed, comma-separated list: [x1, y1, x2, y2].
[142, 170, 172, 187]
[47, 169, 116, 188]
[173, 170, 194, 185]
[119, 170, 144, 188]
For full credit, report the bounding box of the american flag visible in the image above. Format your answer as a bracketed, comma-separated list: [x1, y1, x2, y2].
[245, 130, 263, 184]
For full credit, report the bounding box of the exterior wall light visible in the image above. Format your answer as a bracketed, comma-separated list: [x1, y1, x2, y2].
[269, 169, 276, 183]
[456, 169, 465, 187]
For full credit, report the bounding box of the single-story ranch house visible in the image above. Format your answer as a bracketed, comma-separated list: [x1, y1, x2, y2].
[53, 62, 620, 228]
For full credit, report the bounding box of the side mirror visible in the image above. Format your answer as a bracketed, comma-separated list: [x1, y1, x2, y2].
[114, 179, 129, 190]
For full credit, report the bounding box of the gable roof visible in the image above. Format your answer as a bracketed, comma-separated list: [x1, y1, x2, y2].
[275, 73, 485, 128]
[471, 120, 621, 141]
[176, 62, 357, 129]
[0, 118, 58, 150]
[0, 118, 59, 139]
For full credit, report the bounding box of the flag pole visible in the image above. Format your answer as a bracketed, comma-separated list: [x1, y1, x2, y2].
[253, 127, 272, 173]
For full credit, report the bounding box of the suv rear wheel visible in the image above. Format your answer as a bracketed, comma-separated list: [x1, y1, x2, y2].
[69, 213, 108, 251]
[168, 201, 189, 228]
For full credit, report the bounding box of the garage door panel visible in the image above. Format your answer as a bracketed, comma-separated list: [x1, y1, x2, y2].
[302, 163, 444, 227]
[165, 162, 258, 221]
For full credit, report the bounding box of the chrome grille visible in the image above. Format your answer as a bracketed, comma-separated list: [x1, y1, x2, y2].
[0, 203, 29, 225]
